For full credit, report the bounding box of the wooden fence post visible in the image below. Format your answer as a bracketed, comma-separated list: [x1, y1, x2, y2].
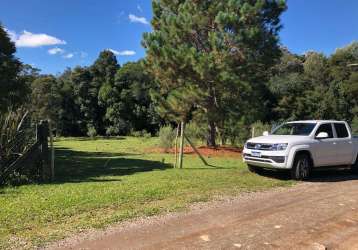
[49, 122, 55, 181]
[174, 123, 180, 168]
[38, 120, 51, 182]
[178, 121, 185, 169]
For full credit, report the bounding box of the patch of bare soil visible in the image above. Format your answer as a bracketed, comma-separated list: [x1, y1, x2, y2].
[147, 146, 242, 158]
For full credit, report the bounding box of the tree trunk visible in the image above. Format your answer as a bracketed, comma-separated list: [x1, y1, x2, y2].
[221, 136, 226, 146]
[207, 120, 216, 148]
[206, 86, 217, 148]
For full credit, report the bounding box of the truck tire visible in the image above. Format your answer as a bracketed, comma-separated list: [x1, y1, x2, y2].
[351, 155, 358, 174]
[248, 164, 262, 174]
[291, 154, 311, 181]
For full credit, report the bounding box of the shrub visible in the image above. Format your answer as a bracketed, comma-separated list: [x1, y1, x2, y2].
[158, 125, 175, 152]
[87, 125, 97, 138]
[185, 122, 207, 145]
[106, 126, 120, 136]
[142, 130, 152, 138]
[251, 121, 272, 138]
[218, 120, 272, 147]
[131, 129, 152, 138]
[222, 119, 251, 147]
[0, 109, 40, 185]
[352, 116, 358, 135]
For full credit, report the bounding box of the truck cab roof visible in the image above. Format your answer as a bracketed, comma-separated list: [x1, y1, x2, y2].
[287, 120, 346, 124]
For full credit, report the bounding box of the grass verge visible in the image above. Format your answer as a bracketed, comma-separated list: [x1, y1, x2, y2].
[0, 137, 294, 249]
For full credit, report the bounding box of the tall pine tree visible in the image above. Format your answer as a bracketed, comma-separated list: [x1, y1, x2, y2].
[143, 0, 286, 146]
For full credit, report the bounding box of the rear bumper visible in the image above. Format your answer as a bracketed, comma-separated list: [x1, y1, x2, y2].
[243, 148, 290, 169]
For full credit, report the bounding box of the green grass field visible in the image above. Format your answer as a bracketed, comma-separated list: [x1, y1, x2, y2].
[0, 137, 294, 249]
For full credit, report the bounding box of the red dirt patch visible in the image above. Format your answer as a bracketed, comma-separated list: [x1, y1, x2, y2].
[147, 146, 242, 158]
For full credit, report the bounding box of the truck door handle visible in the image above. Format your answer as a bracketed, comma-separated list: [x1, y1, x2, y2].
[333, 142, 337, 145]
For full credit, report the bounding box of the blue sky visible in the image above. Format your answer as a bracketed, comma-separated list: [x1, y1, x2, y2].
[1, 0, 357, 74]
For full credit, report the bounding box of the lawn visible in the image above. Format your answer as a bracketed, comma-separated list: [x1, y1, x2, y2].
[0, 137, 294, 249]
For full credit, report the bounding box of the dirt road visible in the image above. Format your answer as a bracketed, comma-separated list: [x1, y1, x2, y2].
[52, 171, 358, 250]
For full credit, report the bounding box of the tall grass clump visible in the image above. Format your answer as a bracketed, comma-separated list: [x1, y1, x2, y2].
[158, 125, 175, 152]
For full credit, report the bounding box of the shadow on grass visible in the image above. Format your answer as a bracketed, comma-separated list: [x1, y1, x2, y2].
[54, 147, 172, 183]
[252, 167, 358, 182]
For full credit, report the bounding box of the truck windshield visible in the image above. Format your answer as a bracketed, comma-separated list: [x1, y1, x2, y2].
[272, 123, 316, 136]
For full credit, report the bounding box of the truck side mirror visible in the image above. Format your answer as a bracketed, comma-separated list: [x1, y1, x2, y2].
[263, 131, 269, 136]
[316, 132, 329, 139]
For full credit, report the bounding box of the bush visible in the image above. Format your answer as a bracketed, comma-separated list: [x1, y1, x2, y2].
[185, 122, 207, 145]
[251, 121, 272, 138]
[87, 125, 97, 138]
[352, 116, 358, 135]
[219, 120, 272, 147]
[106, 126, 120, 136]
[222, 119, 251, 147]
[131, 129, 152, 138]
[158, 125, 175, 152]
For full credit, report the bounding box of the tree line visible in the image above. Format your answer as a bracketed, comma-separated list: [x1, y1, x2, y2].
[0, 0, 357, 146]
[0, 30, 161, 137]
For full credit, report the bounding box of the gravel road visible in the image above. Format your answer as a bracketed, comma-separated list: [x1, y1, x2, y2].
[51, 170, 358, 250]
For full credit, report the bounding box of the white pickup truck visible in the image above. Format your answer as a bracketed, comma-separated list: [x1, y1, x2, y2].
[243, 120, 358, 180]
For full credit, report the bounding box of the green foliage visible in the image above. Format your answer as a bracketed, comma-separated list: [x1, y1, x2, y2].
[303, 52, 328, 83]
[0, 110, 29, 165]
[2, 19, 358, 141]
[352, 116, 358, 135]
[55, 68, 83, 136]
[143, 0, 286, 146]
[31, 75, 62, 124]
[86, 125, 97, 138]
[0, 109, 40, 185]
[268, 43, 358, 124]
[130, 129, 152, 138]
[251, 121, 272, 138]
[158, 125, 175, 151]
[25, 53, 161, 137]
[0, 24, 26, 112]
[219, 118, 251, 146]
[184, 122, 207, 144]
[103, 61, 160, 136]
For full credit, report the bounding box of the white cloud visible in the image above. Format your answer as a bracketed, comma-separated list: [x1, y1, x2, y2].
[5, 28, 17, 42]
[9, 30, 66, 48]
[118, 50, 136, 56]
[128, 14, 149, 25]
[48, 47, 65, 55]
[63, 53, 74, 59]
[137, 4, 143, 13]
[108, 49, 120, 55]
[108, 49, 136, 56]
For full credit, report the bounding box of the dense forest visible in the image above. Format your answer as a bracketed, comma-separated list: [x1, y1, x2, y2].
[0, 0, 357, 146]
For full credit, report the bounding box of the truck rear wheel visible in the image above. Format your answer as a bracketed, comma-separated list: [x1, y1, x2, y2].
[351, 155, 358, 174]
[291, 154, 311, 181]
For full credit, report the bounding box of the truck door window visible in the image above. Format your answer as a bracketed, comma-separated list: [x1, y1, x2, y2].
[334, 123, 349, 138]
[315, 124, 334, 138]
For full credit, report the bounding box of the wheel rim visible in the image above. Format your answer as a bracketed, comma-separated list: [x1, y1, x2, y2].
[298, 158, 309, 179]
